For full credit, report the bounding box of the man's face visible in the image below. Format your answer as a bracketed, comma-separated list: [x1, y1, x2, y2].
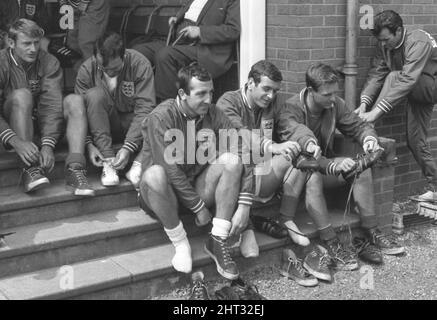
[96, 53, 124, 78]
[9, 32, 40, 63]
[310, 82, 339, 110]
[248, 75, 281, 109]
[376, 27, 403, 50]
[181, 77, 214, 116]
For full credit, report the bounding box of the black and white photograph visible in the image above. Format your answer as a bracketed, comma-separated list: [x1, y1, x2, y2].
[0, 0, 436, 304]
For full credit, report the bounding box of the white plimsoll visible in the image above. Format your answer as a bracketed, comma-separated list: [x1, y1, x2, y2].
[101, 158, 119, 186]
[239, 229, 259, 258]
[284, 220, 310, 247]
[126, 161, 142, 189]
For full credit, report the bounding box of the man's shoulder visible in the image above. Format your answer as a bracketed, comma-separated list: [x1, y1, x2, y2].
[407, 29, 436, 45]
[285, 92, 303, 109]
[38, 50, 61, 71]
[216, 89, 242, 107]
[126, 49, 152, 68]
[149, 99, 178, 121]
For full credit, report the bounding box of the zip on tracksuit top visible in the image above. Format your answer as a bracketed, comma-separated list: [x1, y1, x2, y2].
[141, 98, 255, 214]
[75, 49, 156, 153]
[0, 48, 63, 149]
[361, 28, 437, 113]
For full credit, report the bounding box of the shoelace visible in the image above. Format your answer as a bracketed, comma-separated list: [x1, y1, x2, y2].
[191, 281, 209, 300]
[26, 167, 43, 179]
[330, 242, 354, 265]
[70, 168, 89, 186]
[217, 238, 233, 266]
[354, 238, 379, 255]
[374, 232, 396, 247]
[287, 257, 308, 277]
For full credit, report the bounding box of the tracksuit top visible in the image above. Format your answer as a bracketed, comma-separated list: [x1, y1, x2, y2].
[141, 98, 254, 214]
[0, 48, 63, 149]
[361, 29, 437, 113]
[75, 49, 156, 154]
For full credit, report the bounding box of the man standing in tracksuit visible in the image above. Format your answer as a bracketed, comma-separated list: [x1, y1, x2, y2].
[357, 10, 437, 201]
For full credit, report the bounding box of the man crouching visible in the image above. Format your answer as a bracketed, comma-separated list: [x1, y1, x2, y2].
[139, 64, 252, 279]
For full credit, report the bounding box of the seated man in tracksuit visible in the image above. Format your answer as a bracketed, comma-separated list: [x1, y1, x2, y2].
[285, 63, 405, 278]
[0, 19, 93, 195]
[357, 10, 437, 202]
[138, 64, 253, 280]
[75, 32, 156, 188]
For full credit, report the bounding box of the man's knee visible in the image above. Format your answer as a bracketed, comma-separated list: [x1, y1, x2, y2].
[155, 46, 176, 65]
[9, 88, 33, 110]
[141, 165, 169, 193]
[307, 172, 324, 193]
[85, 87, 108, 107]
[64, 94, 86, 118]
[385, 71, 400, 83]
[217, 153, 243, 175]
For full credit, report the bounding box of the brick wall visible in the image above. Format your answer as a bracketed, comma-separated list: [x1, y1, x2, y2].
[267, 0, 437, 199]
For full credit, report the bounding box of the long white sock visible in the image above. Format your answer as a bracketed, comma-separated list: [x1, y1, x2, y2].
[211, 218, 232, 239]
[284, 220, 310, 247]
[164, 222, 192, 273]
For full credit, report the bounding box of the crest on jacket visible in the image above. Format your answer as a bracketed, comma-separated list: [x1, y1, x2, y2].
[25, 4, 36, 17]
[121, 81, 135, 97]
[261, 119, 274, 130]
[28, 79, 41, 95]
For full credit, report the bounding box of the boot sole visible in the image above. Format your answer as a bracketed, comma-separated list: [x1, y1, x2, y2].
[303, 262, 332, 282]
[382, 247, 406, 256]
[204, 244, 239, 280]
[24, 178, 50, 193]
[66, 185, 96, 197]
[333, 262, 359, 271]
[278, 269, 319, 287]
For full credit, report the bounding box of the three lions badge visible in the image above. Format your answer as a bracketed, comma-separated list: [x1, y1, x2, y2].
[25, 4, 36, 17]
[121, 81, 135, 97]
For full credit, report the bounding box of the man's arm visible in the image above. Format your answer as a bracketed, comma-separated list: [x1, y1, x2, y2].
[198, 0, 240, 45]
[360, 43, 391, 111]
[123, 59, 156, 154]
[144, 114, 206, 214]
[0, 71, 18, 147]
[37, 56, 64, 149]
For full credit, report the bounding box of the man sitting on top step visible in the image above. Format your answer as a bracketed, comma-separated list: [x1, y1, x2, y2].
[0, 19, 94, 196]
[75, 32, 156, 189]
[138, 64, 253, 279]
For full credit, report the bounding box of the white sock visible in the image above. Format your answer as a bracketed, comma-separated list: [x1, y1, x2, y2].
[211, 218, 232, 239]
[284, 220, 310, 247]
[164, 222, 192, 273]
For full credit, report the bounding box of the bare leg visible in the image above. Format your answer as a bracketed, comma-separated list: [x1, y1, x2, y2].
[7, 89, 34, 145]
[352, 169, 378, 230]
[63, 94, 87, 167]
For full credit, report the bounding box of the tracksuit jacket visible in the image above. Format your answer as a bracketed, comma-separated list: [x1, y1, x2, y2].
[361, 28, 437, 113]
[288, 88, 379, 161]
[0, 48, 63, 149]
[75, 49, 155, 154]
[0, 0, 49, 33]
[141, 98, 254, 214]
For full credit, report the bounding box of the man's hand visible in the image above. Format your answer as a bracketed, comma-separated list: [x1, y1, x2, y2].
[354, 103, 367, 115]
[195, 207, 212, 227]
[363, 138, 382, 154]
[112, 148, 131, 171]
[335, 158, 357, 173]
[8, 136, 40, 167]
[168, 16, 178, 26]
[40, 146, 55, 173]
[87, 144, 104, 167]
[272, 141, 301, 161]
[306, 142, 322, 160]
[230, 205, 250, 237]
[179, 26, 201, 40]
[359, 108, 383, 123]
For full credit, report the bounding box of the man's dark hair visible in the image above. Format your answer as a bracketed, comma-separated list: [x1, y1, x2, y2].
[248, 60, 283, 85]
[371, 10, 403, 36]
[177, 63, 212, 94]
[94, 31, 125, 67]
[306, 63, 339, 92]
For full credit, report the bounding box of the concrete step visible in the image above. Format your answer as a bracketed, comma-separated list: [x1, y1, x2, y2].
[0, 210, 360, 300]
[0, 207, 207, 278]
[0, 176, 137, 229]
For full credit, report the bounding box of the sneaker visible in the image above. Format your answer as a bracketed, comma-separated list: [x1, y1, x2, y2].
[292, 151, 321, 171]
[126, 161, 142, 189]
[215, 278, 267, 300]
[204, 234, 239, 280]
[353, 237, 383, 265]
[366, 228, 405, 256]
[303, 245, 332, 282]
[65, 164, 95, 197]
[22, 167, 50, 193]
[321, 238, 359, 271]
[101, 158, 119, 186]
[239, 229, 259, 258]
[188, 271, 210, 300]
[251, 215, 288, 239]
[279, 249, 318, 287]
[415, 190, 437, 202]
[342, 149, 384, 183]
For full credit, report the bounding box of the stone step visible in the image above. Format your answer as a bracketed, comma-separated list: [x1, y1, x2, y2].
[0, 210, 360, 300]
[0, 176, 137, 229]
[0, 207, 207, 278]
